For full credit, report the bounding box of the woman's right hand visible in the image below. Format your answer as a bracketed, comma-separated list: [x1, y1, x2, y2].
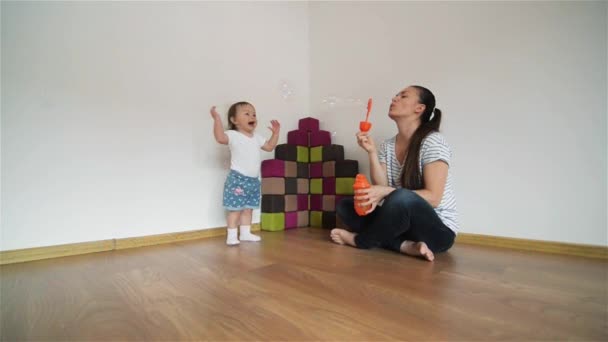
[356, 131, 377, 154]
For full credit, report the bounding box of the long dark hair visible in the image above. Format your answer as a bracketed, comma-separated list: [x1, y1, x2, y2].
[226, 101, 251, 130]
[400, 86, 442, 190]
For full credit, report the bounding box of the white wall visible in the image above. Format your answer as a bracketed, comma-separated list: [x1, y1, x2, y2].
[1, 1, 310, 250]
[3, 1, 606, 251]
[310, 1, 607, 246]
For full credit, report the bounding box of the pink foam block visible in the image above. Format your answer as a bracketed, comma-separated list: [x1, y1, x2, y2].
[310, 195, 322, 211]
[285, 211, 298, 229]
[261, 159, 285, 178]
[309, 130, 331, 147]
[285, 195, 298, 212]
[322, 177, 336, 195]
[297, 211, 309, 227]
[297, 194, 309, 211]
[298, 117, 320, 132]
[322, 195, 336, 211]
[287, 130, 309, 146]
[309, 162, 323, 178]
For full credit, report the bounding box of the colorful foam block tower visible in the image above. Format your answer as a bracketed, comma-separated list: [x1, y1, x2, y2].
[261, 116, 359, 231]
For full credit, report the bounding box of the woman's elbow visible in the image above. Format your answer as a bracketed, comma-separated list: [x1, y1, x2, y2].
[429, 195, 444, 208]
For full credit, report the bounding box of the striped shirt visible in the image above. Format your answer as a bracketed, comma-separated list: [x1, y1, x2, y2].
[378, 132, 459, 233]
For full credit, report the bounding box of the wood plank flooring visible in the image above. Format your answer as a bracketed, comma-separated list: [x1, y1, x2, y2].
[1, 228, 606, 340]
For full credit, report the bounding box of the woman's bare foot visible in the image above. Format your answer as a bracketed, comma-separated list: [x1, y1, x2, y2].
[330, 228, 357, 247]
[400, 240, 435, 261]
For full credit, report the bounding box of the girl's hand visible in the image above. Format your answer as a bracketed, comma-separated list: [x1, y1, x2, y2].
[354, 185, 390, 214]
[268, 120, 281, 135]
[210, 106, 221, 120]
[356, 131, 377, 154]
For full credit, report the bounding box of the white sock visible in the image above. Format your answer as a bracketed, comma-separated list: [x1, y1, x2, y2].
[239, 225, 261, 242]
[226, 227, 240, 245]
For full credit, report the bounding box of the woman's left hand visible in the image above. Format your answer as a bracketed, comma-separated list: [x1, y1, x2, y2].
[354, 185, 393, 214]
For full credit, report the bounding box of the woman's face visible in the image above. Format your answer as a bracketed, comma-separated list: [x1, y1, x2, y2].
[388, 86, 425, 120]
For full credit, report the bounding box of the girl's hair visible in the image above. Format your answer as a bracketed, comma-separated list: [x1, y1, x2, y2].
[400, 86, 442, 190]
[226, 101, 252, 130]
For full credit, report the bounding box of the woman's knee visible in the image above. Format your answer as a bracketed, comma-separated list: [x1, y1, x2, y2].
[384, 188, 422, 209]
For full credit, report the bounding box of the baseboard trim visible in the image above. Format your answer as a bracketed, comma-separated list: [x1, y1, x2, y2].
[0, 239, 115, 265]
[2, 226, 605, 265]
[456, 233, 608, 259]
[0, 224, 260, 265]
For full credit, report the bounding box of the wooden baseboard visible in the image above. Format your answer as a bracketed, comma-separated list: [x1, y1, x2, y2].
[0, 224, 260, 265]
[2, 226, 605, 265]
[0, 239, 115, 265]
[456, 233, 608, 259]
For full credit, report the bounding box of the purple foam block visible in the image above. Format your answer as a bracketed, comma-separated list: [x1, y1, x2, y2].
[297, 194, 309, 211]
[310, 195, 322, 211]
[287, 130, 309, 146]
[309, 130, 331, 147]
[261, 159, 285, 178]
[309, 162, 323, 178]
[285, 211, 298, 229]
[322, 177, 336, 195]
[298, 117, 320, 132]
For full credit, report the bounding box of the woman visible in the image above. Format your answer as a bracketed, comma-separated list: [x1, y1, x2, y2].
[331, 86, 458, 261]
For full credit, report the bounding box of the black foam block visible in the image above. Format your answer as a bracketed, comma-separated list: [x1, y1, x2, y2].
[335, 160, 359, 177]
[261, 195, 285, 213]
[322, 211, 337, 229]
[297, 162, 309, 178]
[285, 177, 298, 195]
[275, 144, 298, 161]
[322, 145, 345, 161]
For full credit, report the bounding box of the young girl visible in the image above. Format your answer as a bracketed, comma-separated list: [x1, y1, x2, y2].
[210, 102, 280, 245]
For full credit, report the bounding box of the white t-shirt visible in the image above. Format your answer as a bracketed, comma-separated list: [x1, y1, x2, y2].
[225, 130, 267, 178]
[378, 132, 459, 233]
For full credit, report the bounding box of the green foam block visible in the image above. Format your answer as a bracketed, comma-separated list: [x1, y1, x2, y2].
[310, 178, 323, 194]
[297, 146, 309, 163]
[310, 146, 323, 162]
[261, 212, 285, 231]
[336, 177, 355, 195]
[310, 211, 323, 228]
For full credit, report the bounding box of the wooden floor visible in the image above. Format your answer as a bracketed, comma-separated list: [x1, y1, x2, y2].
[1, 228, 606, 341]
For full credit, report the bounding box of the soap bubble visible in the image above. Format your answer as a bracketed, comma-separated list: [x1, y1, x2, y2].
[279, 80, 294, 100]
[325, 96, 338, 106]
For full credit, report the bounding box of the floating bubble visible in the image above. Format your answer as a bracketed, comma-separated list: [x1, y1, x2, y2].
[279, 80, 294, 100]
